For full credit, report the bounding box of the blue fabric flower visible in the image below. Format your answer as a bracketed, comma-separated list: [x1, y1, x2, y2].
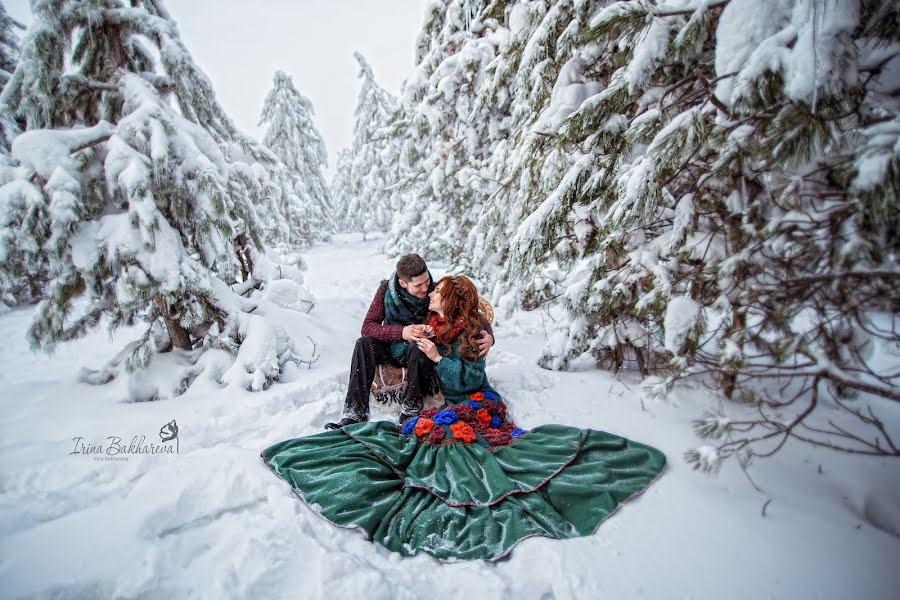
[510, 428, 527, 438]
[433, 410, 458, 425]
[489, 416, 501, 429]
[467, 401, 480, 409]
[402, 417, 419, 435]
[483, 391, 497, 400]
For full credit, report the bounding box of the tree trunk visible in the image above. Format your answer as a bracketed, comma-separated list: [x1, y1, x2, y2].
[233, 233, 254, 282]
[722, 306, 745, 399]
[153, 293, 192, 351]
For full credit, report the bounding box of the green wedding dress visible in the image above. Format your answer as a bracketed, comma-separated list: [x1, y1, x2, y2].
[261, 342, 666, 561]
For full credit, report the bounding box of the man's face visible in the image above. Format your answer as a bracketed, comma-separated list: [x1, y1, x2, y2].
[398, 272, 431, 299]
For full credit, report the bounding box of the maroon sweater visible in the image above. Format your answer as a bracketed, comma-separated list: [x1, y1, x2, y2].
[361, 280, 494, 342]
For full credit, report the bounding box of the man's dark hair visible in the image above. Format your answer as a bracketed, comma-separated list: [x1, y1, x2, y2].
[396, 254, 427, 281]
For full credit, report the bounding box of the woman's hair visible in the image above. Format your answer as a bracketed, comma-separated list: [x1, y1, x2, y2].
[432, 275, 483, 361]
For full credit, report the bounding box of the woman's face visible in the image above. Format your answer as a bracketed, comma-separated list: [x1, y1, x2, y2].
[428, 283, 445, 313]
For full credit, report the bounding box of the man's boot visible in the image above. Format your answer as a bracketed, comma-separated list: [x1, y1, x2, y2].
[324, 417, 361, 430]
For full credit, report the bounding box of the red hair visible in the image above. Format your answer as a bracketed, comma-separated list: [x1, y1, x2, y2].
[430, 275, 483, 361]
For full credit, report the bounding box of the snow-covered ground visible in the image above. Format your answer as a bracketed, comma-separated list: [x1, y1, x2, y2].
[1, 234, 898, 599]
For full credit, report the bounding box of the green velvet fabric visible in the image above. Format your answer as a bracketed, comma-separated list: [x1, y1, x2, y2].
[261, 420, 666, 561]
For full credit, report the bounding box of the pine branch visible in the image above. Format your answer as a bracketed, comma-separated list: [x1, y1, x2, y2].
[653, 1, 730, 18]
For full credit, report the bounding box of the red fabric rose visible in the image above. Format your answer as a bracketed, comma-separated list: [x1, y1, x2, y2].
[496, 401, 507, 421]
[468, 392, 485, 401]
[452, 403, 476, 423]
[476, 408, 492, 428]
[428, 426, 446, 444]
[482, 400, 496, 414]
[482, 428, 512, 446]
[420, 407, 439, 419]
[415, 418, 435, 436]
[449, 421, 476, 443]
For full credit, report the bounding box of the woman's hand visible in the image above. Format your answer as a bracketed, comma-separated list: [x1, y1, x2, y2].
[402, 324, 427, 341]
[416, 337, 442, 363]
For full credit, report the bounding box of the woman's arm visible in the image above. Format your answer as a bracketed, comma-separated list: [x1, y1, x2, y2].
[434, 353, 487, 396]
[416, 337, 487, 395]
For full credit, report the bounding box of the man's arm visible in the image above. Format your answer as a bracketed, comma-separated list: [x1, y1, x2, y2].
[476, 318, 495, 358]
[360, 280, 405, 341]
[481, 320, 494, 341]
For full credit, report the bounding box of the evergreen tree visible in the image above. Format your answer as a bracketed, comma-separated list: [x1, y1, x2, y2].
[260, 69, 333, 245]
[0, 0, 316, 393]
[341, 52, 402, 237]
[381, 0, 899, 467]
[381, 0, 500, 264]
[0, 1, 21, 93]
[462, 0, 590, 309]
[330, 148, 353, 230]
[494, 0, 900, 466]
[0, 1, 23, 152]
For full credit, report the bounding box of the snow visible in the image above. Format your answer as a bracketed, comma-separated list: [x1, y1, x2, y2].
[539, 51, 606, 131]
[508, 2, 530, 36]
[693, 445, 723, 471]
[510, 153, 594, 252]
[716, 0, 863, 107]
[667, 193, 695, 251]
[664, 296, 701, 355]
[624, 18, 672, 93]
[259, 279, 314, 313]
[0, 179, 44, 263]
[714, 0, 792, 103]
[10, 121, 115, 180]
[1, 234, 899, 598]
[853, 117, 900, 190]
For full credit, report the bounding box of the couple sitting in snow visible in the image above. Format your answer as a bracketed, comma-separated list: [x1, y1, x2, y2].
[324, 253, 494, 429]
[261, 254, 666, 561]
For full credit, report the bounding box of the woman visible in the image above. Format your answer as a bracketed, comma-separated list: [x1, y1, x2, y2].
[260, 276, 666, 561]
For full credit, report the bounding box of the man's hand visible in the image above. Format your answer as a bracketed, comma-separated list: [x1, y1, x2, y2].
[416, 337, 442, 362]
[402, 324, 428, 342]
[476, 330, 493, 358]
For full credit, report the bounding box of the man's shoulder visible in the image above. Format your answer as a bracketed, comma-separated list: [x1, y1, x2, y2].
[369, 279, 389, 303]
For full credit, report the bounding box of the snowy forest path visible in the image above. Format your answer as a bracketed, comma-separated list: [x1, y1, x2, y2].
[0, 234, 899, 598]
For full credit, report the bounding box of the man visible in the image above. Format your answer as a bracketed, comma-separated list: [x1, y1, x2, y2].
[325, 254, 493, 429]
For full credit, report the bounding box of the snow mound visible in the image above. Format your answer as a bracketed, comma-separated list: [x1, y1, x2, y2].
[259, 279, 315, 313]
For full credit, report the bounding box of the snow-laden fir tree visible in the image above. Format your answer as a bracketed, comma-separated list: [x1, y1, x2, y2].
[329, 148, 353, 230]
[381, 0, 501, 264]
[462, 0, 595, 307]
[339, 52, 407, 238]
[0, 1, 20, 94]
[380, 0, 898, 468]
[260, 69, 333, 245]
[0, 0, 317, 395]
[0, 1, 23, 152]
[491, 0, 899, 467]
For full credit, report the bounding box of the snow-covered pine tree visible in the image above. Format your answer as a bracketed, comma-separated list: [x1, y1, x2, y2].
[381, 0, 499, 264]
[260, 69, 333, 245]
[0, 1, 23, 152]
[340, 52, 401, 237]
[329, 148, 353, 230]
[0, 1, 21, 94]
[463, 0, 594, 310]
[0, 0, 316, 394]
[492, 0, 899, 466]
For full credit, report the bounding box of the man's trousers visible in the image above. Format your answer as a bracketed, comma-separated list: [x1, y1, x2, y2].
[340, 336, 436, 421]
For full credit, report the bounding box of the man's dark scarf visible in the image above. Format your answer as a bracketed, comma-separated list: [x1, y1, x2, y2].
[384, 270, 435, 326]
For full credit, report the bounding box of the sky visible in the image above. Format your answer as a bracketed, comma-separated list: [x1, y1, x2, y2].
[4, 0, 428, 173]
